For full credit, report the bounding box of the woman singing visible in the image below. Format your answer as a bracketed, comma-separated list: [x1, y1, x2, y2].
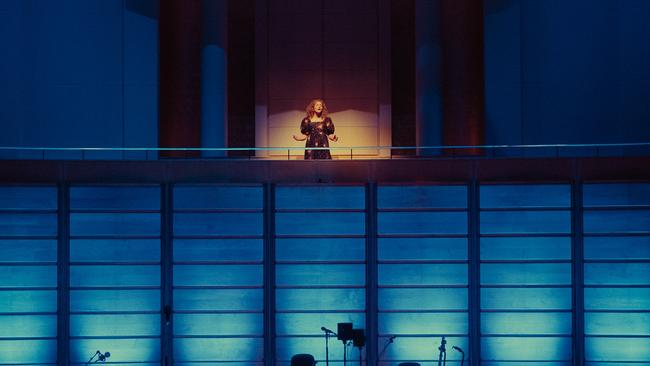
[293, 99, 338, 159]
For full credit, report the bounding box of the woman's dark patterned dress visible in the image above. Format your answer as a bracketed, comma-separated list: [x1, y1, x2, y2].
[300, 117, 335, 160]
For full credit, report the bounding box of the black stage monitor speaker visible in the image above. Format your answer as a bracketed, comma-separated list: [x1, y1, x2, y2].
[337, 322, 353, 341]
[352, 328, 365, 348]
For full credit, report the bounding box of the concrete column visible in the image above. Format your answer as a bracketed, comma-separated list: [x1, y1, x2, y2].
[415, 0, 443, 156]
[254, 0, 269, 158]
[201, 0, 228, 158]
[378, 0, 392, 158]
[440, 0, 486, 155]
[159, 0, 203, 158]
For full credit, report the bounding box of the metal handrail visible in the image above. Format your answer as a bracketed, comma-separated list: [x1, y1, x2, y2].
[0, 142, 649, 160]
[1, 142, 649, 151]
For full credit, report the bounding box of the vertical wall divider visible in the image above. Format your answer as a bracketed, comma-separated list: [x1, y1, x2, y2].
[161, 183, 173, 366]
[264, 183, 276, 366]
[468, 179, 480, 366]
[366, 182, 378, 366]
[57, 182, 70, 366]
[572, 179, 585, 366]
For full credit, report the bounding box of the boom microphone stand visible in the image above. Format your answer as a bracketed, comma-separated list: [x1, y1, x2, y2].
[359, 345, 362, 366]
[437, 337, 447, 366]
[378, 335, 396, 360]
[321, 326, 337, 366]
[453, 346, 465, 366]
[84, 350, 110, 365]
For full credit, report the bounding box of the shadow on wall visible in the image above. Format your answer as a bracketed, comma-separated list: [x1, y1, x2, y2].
[125, 0, 159, 19]
[484, 0, 650, 146]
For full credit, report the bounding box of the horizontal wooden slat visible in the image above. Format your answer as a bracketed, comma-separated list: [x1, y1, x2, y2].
[378, 185, 467, 209]
[174, 186, 263, 210]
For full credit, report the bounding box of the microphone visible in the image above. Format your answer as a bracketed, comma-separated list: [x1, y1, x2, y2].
[321, 326, 336, 334]
[97, 351, 111, 362]
[452, 346, 463, 353]
[388, 335, 397, 342]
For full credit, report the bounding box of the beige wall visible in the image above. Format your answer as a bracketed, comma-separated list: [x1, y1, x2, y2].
[256, 0, 391, 158]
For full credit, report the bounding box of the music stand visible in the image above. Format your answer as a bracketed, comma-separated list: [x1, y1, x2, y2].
[337, 323, 354, 366]
[352, 328, 365, 366]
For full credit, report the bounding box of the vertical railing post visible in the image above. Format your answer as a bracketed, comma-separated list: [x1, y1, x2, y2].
[572, 178, 585, 366]
[57, 182, 70, 366]
[468, 177, 481, 365]
[366, 182, 378, 366]
[161, 183, 174, 366]
[264, 183, 276, 366]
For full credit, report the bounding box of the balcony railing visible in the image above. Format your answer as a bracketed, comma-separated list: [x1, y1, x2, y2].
[1, 142, 650, 160]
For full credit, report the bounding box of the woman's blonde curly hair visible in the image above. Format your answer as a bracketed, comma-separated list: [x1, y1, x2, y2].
[305, 99, 329, 119]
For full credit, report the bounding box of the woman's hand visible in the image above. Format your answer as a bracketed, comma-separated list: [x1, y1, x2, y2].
[329, 135, 338, 142]
[293, 134, 306, 141]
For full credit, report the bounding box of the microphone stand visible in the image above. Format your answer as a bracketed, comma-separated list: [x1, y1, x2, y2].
[378, 336, 395, 360]
[359, 344, 362, 366]
[453, 346, 465, 366]
[322, 328, 337, 366]
[85, 351, 109, 365]
[85, 351, 100, 365]
[326, 331, 331, 366]
[437, 337, 447, 366]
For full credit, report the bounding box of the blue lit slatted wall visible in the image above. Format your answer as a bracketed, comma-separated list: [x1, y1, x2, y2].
[173, 185, 264, 365]
[583, 183, 650, 364]
[275, 186, 366, 365]
[377, 185, 469, 365]
[480, 184, 572, 365]
[69, 186, 161, 364]
[0, 186, 58, 365]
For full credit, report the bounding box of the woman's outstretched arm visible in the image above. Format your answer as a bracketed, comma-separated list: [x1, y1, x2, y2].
[300, 118, 311, 135]
[324, 117, 335, 135]
[293, 118, 311, 141]
[325, 118, 337, 141]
